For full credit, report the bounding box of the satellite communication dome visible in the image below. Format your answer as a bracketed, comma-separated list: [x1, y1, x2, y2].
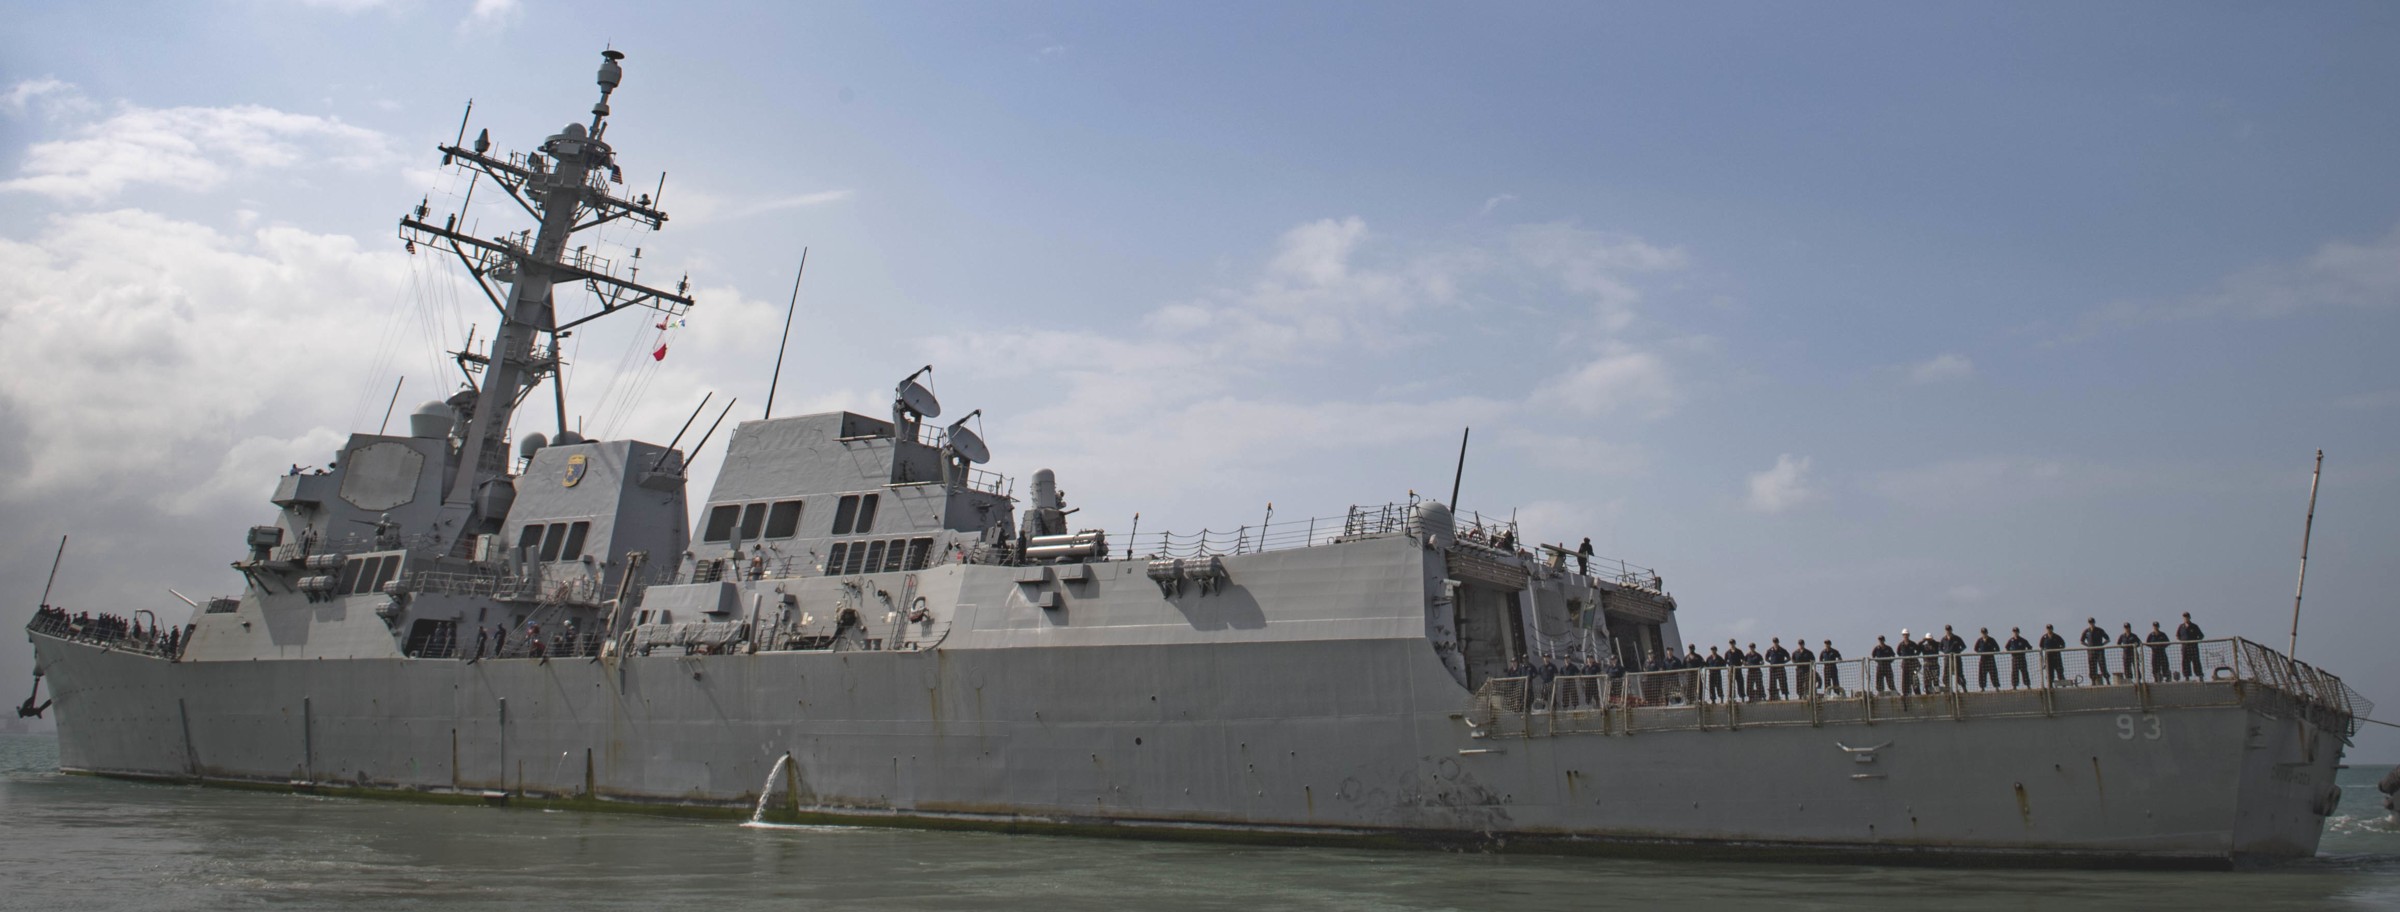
[898, 379, 941, 418]
[518, 432, 549, 459]
[408, 401, 454, 439]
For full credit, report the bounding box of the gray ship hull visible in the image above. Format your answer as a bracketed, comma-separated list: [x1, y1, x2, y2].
[29, 611, 2346, 867]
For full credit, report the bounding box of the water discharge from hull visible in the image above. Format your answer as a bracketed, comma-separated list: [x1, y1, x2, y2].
[747, 753, 792, 825]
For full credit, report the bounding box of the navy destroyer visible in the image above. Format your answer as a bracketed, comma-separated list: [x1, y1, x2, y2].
[19, 52, 2371, 868]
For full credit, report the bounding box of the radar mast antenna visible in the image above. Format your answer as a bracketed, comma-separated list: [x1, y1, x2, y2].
[397, 49, 697, 554]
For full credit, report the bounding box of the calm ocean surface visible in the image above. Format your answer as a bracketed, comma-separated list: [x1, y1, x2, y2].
[2, 734, 2394, 911]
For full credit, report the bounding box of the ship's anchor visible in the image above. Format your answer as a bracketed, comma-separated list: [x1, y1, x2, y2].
[16, 673, 49, 719]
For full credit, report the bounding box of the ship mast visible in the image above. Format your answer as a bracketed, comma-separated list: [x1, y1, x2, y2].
[398, 50, 695, 553]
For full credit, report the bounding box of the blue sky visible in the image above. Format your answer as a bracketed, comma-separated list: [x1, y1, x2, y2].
[2, 2, 2395, 758]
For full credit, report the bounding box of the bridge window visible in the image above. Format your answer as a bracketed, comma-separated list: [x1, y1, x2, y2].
[904, 537, 933, 571]
[854, 494, 880, 534]
[539, 522, 568, 561]
[560, 521, 591, 561]
[739, 502, 768, 541]
[843, 541, 871, 575]
[702, 504, 740, 542]
[765, 500, 803, 539]
[825, 542, 848, 575]
[881, 538, 906, 573]
[832, 495, 860, 535]
[863, 540, 888, 575]
[517, 523, 545, 554]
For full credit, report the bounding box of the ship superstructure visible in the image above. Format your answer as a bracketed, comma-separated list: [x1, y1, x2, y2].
[20, 53, 2370, 868]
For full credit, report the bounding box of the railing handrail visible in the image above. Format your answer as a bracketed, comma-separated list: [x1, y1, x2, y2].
[1474, 636, 2367, 737]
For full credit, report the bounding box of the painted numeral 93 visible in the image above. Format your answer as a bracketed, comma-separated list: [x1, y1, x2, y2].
[2116, 714, 2162, 741]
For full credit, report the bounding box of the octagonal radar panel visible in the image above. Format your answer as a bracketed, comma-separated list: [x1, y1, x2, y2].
[947, 422, 990, 465]
[898, 379, 941, 418]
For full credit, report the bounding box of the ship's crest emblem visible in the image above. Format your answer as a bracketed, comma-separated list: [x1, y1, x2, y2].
[563, 454, 589, 487]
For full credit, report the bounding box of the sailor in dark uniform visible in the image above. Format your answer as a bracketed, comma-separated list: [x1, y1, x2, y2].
[2080, 618, 2111, 684]
[2176, 612, 2205, 680]
[1705, 646, 1727, 702]
[1791, 640, 1816, 699]
[1819, 640, 1845, 696]
[1744, 643, 1766, 701]
[2116, 623, 2142, 682]
[2145, 622, 2172, 681]
[1727, 638, 1748, 701]
[1896, 631, 1920, 695]
[1558, 655, 1584, 709]
[1973, 627, 2001, 691]
[2040, 624, 2068, 684]
[1872, 635, 1895, 693]
[1539, 654, 1562, 707]
[2005, 627, 2033, 689]
[1763, 638, 1791, 700]
[1685, 646, 1707, 701]
[1941, 625, 1969, 692]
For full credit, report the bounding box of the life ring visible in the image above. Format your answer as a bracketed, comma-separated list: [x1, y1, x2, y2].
[907, 597, 930, 624]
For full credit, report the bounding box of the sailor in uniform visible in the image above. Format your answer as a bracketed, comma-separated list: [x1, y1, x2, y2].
[2005, 627, 2034, 689]
[1791, 639, 1816, 699]
[1705, 646, 1727, 702]
[1872, 635, 1896, 693]
[1727, 638, 1748, 701]
[2176, 612, 2206, 680]
[1818, 640, 1845, 696]
[2116, 623, 2142, 682]
[1744, 643, 1766, 701]
[1764, 638, 1791, 700]
[2081, 618, 2111, 684]
[1941, 625, 1969, 692]
[2041, 624, 2069, 684]
[1685, 646, 1707, 702]
[1973, 627, 2001, 691]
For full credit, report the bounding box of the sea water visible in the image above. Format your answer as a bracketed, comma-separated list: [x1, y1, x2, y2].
[3, 734, 2394, 911]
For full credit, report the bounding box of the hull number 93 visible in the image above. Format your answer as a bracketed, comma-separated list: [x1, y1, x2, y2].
[2116, 714, 2161, 741]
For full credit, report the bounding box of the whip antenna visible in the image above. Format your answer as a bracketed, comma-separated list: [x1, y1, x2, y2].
[763, 247, 808, 420]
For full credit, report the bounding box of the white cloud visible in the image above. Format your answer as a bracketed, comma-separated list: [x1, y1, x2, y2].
[0, 96, 396, 202]
[1506, 221, 1686, 331]
[1479, 193, 1517, 216]
[1537, 343, 1679, 418]
[1906, 352, 1974, 384]
[672, 188, 856, 225]
[2, 77, 82, 116]
[1745, 453, 1820, 514]
[2065, 224, 2400, 340]
[463, 0, 522, 29]
[0, 209, 424, 504]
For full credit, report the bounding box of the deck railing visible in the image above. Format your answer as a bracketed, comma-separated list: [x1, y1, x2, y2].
[1471, 637, 2370, 739]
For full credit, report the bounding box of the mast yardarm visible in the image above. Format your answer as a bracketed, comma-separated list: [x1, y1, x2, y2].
[397, 50, 695, 553]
